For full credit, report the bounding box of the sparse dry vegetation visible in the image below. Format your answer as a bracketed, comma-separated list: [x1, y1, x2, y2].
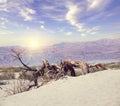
[0, 72, 15, 80]
[4, 79, 29, 95]
[0, 60, 120, 96]
[104, 62, 120, 69]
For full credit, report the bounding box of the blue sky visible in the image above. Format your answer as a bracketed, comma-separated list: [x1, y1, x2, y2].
[0, 0, 120, 47]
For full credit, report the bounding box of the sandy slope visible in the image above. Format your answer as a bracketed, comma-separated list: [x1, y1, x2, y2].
[1, 69, 120, 106]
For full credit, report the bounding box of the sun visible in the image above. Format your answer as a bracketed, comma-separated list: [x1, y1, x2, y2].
[26, 37, 42, 50]
[23, 36, 50, 51]
[29, 40, 40, 50]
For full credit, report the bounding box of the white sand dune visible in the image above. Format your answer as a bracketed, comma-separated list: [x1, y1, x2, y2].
[1, 69, 120, 106]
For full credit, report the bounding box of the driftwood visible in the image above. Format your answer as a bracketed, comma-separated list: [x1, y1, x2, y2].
[11, 49, 36, 72]
[11, 49, 62, 88]
[89, 63, 107, 72]
[11, 49, 107, 89]
[32, 60, 61, 86]
[60, 59, 89, 76]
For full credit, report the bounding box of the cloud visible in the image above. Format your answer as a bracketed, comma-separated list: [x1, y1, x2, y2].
[38, 0, 113, 25]
[65, 2, 85, 32]
[66, 31, 73, 36]
[20, 10, 32, 21]
[41, 5, 55, 10]
[0, 3, 8, 12]
[40, 25, 45, 29]
[26, 7, 36, 14]
[81, 33, 86, 36]
[39, 0, 66, 22]
[65, 0, 113, 36]
[0, 30, 14, 35]
[86, 26, 100, 34]
[86, 0, 113, 21]
[0, 17, 8, 28]
[87, 0, 112, 11]
[0, 0, 7, 3]
[19, 7, 36, 21]
[0, 0, 36, 21]
[39, 21, 45, 24]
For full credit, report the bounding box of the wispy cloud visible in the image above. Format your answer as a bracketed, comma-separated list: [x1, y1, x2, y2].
[19, 7, 36, 21]
[0, 0, 36, 21]
[66, 31, 73, 36]
[38, 0, 66, 21]
[40, 25, 45, 29]
[0, 2, 8, 12]
[0, 17, 8, 28]
[65, 0, 113, 36]
[86, 26, 100, 35]
[0, 0, 7, 3]
[38, 21, 45, 24]
[65, 1, 94, 35]
[81, 33, 86, 36]
[41, 5, 55, 10]
[87, 0, 112, 11]
[65, 2, 85, 32]
[0, 30, 14, 35]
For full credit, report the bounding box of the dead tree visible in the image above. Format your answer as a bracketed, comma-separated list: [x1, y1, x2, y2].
[11, 49, 62, 88]
[89, 63, 107, 72]
[60, 59, 89, 76]
[60, 61, 76, 76]
[11, 49, 36, 71]
[11, 49, 46, 88]
[44, 59, 61, 73]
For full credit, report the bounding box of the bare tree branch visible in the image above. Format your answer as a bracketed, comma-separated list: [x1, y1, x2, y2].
[11, 49, 35, 71]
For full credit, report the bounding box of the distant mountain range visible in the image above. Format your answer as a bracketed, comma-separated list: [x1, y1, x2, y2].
[0, 39, 120, 67]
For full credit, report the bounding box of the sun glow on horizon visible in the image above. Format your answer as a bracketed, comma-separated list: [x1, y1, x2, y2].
[24, 37, 47, 51]
[28, 40, 40, 50]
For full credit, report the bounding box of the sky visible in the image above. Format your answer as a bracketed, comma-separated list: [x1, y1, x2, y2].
[0, 0, 120, 48]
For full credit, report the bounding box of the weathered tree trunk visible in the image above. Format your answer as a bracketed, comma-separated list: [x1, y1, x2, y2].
[61, 59, 89, 76]
[89, 63, 107, 71]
